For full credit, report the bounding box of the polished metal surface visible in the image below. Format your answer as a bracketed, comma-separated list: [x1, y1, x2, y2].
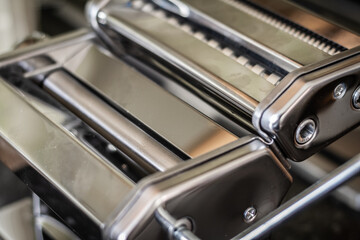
[120, 54, 255, 135]
[0, 78, 135, 238]
[0, 57, 147, 181]
[154, 0, 341, 71]
[0, 30, 149, 180]
[254, 46, 360, 161]
[96, 2, 275, 114]
[0, 28, 261, 239]
[105, 137, 292, 240]
[63, 44, 238, 158]
[233, 153, 360, 240]
[131, 0, 282, 86]
[43, 70, 182, 172]
[0, 1, 359, 239]
[86, 0, 121, 56]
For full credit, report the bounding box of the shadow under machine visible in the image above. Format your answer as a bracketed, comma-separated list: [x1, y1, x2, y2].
[0, 0, 359, 239]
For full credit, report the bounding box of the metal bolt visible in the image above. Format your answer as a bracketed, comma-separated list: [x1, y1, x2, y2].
[333, 82, 347, 99]
[295, 118, 317, 145]
[243, 207, 257, 223]
[107, 144, 117, 152]
[97, 11, 107, 24]
[352, 86, 360, 109]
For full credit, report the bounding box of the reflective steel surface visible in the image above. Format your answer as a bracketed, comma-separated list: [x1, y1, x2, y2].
[254, 46, 360, 161]
[106, 137, 292, 240]
[0, 78, 135, 237]
[99, 4, 272, 113]
[44, 70, 182, 172]
[64, 44, 238, 158]
[172, 0, 336, 68]
[0, 0, 359, 239]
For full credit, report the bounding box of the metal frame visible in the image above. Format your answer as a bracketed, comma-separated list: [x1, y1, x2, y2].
[89, 1, 360, 239]
[253, 46, 360, 161]
[148, 153, 360, 240]
[104, 136, 291, 240]
[0, 29, 291, 239]
[0, 1, 359, 239]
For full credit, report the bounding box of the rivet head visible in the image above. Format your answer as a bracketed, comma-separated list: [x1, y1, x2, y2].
[333, 83, 346, 99]
[243, 207, 257, 223]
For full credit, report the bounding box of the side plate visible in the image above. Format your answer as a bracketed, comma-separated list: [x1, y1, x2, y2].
[254, 47, 360, 161]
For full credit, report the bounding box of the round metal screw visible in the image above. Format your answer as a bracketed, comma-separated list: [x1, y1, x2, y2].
[333, 82, 347, 99]
[295, 118, 317, 145]
[352, 86, 360, 109]
[243, 207, 257, 223]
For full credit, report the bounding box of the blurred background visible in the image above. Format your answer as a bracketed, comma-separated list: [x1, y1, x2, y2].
[0, 0, 87, 54]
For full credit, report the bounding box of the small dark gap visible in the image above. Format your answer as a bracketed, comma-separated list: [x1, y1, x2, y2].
[39, 0, 87, 36]
[81, 128, 147, 182]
